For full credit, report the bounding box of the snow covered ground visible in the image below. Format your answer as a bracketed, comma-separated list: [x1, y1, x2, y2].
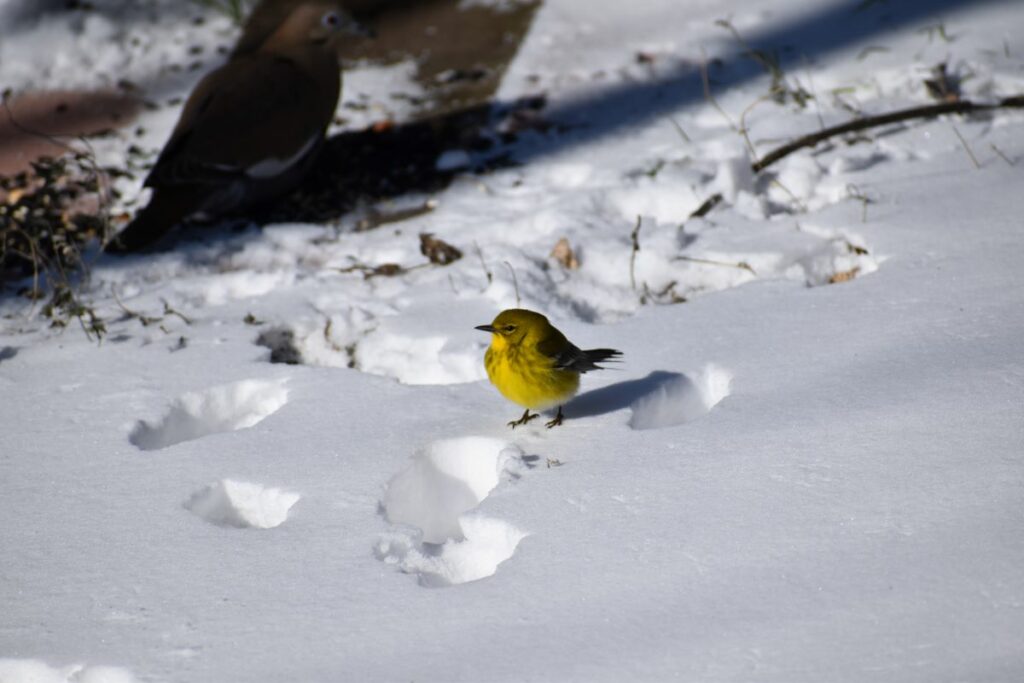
[2, 0, 1024, 681]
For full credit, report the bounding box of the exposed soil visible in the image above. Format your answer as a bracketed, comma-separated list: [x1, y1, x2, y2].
[0, 90, 141, 177]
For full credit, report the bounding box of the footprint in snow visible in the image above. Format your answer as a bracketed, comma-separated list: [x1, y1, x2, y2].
[0, 658, 138, 683]
[566, 364, 732, 429]
[185, 479, 299, 529]
[628, 365, 732, 430]
[376, 436, 527, 587]
[258, 318, 486, 386]
[129, 378, 288, 451]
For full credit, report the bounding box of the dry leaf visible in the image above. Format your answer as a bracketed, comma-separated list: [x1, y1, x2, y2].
[550, 237, 579, 269]
[829, 266, 860, 284]
[924, 63, 961, 103]
[419, 233, 463, 266]
[370, 263, 404, 278]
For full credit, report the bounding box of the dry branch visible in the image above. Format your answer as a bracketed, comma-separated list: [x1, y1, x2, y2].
[750, 96, 1024, 173]
[684, 95, 1024, 222]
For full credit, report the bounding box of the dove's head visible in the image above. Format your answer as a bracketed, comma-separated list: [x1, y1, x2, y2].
[255, 1, 366, 53]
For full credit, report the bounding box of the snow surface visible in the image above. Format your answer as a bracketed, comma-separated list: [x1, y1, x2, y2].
[2, 0, 1024, 681]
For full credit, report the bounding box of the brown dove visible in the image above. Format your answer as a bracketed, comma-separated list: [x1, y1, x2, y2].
[107, 1, 356, 253]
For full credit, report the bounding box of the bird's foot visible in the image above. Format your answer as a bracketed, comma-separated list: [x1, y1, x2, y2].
[545, 406, 565, 429]
[508, 409, 540, 429]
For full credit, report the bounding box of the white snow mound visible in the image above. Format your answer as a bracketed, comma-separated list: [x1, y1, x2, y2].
[629, 364, 732, 430]
[130, 379, 289, 450]
[0, 659, 137, 683]
[185, 480, 300, 529]
[378, 437, 527, 586]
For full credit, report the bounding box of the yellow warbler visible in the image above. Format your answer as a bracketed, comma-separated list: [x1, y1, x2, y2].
[475, 309, 622, 428]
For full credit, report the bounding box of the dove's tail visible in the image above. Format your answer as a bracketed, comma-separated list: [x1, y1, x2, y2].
[105, 187, 195, 254]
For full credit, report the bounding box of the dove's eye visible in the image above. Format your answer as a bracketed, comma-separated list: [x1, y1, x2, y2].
[321, 11, 341, 29]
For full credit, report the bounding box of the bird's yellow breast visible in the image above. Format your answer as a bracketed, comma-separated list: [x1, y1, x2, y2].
[484, 340, 580, 411]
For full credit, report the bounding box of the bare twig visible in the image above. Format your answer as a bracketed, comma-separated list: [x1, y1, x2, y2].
[503, 261, 521, 307]
[674, 254, 756, 274]
[803, 56, 826, 131]
[160, 299, 192, 325]
[716, 19, 811, 108]
[668, 117, 691, 143]
[917, 22, 952, 44]
[951, 125, 980, 169]
[110, 289, 191, 329]
[689, 193, 724, 219]
[112, 288, 161, 326]
[473, 241, 493, 284]
[323, 317, 344, 353]
[737, 93, 777, 164]
[845, 184, 872, 223]
[700, 52, 758, 161]
[699, 52, 737, 131]
[629, 215, 642, 292]
[768, 178, 807, 213]
[752, 96, 1024, 173]
[335, 261, 426, 279]
[990, 143, 1016, 167]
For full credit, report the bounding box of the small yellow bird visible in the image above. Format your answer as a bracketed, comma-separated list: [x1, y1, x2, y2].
[476, 309, 622, 428]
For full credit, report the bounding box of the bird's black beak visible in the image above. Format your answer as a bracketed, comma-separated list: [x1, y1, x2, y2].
[475, 325, 496, 333]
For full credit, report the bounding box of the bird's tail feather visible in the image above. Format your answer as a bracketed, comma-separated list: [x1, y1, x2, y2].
[580, 348, 623, 371]
[105, 188, 194, 254]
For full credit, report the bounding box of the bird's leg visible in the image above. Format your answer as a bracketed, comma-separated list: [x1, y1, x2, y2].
[508, 409, 540, 429]
[545, 406, 565, 429]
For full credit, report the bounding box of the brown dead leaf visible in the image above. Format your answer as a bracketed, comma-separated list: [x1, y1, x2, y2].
[550, 237, 579, 269]
[4, 187, 25, 204]
[419, 233, 463, 265]
[829, 266, 860, 284]
[924, 63, 961, 103]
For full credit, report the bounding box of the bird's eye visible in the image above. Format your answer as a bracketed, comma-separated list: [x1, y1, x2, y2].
[504, 325, 517, 333]
[321, 11, 341, 28]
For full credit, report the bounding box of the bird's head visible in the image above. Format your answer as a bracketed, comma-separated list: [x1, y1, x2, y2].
[475, 309, 551, 349]
[261, 1, 367, 53]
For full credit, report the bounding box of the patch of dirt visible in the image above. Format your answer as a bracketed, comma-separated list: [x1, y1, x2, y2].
[0, 90, 141, 176]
